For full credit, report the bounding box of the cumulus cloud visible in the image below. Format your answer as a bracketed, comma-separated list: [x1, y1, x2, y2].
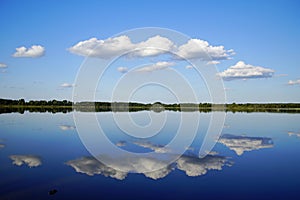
[68, 36, 133, 58]
[133, 141, 170, 153]
[130, 35, 175, 57]
[217, 61, 274, 80]
[134, 140, 232, 177]
[135, 61, 175, 72]
[59, 125, 76, 131]
[185, 65, 193, 69]
[0, 144, 5, 148]
[0, 63, 7, 68]
[218, 134, 274, 156]
[68, 35, 174, 59]
[144, 165, 173, 180]
[69, 35, 233, 62]
[176, 39, 234, 60]
[68, 150, 233, 180]
[60, 83, 74, 88]
[177, 155, 231, 177]
[66, 156, 173, 180]
[117, 66, 128, 73]
[66, 157, 128, 179]
[288, 79, 300, 85]
[12, 45, 45, 58]
[66, 153, 231, 180]
[207, 60, 220, 65]
[10, 155, 42, 167]
[66, 140, 233, 180]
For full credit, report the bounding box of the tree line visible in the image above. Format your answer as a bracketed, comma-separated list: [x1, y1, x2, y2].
[0, 98, 72, 106]
[0, 98, 300, 114]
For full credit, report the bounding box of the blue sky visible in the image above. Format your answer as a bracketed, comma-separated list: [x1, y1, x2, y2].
[0, 0, 299, 103]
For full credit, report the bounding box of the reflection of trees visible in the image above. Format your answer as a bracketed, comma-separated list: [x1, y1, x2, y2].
[225, 102, 300, 113]
[1, 98, 300, 114]
[0, 106, 72, 114]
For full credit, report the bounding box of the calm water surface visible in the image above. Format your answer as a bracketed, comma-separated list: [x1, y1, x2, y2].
[0, 111, 299, 199]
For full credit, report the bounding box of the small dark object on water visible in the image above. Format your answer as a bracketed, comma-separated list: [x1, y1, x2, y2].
[48, 189, 58, 195]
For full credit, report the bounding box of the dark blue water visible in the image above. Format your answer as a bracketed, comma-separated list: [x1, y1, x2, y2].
[0, 112, 299, 199]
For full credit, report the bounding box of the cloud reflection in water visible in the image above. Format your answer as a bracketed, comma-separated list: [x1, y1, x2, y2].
[66, 157, 128, 180]
[177, 155, 232, 176]
[10, 155, 42, 168]
[59, 125, 76, 131]
[218, 134, 274, 156]
[116, 141, 127, 147]
[287, 131, 300, 138]
[66, 141, 231, 180]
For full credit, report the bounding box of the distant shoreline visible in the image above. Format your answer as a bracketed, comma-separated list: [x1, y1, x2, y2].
[1, 98, 300, 114]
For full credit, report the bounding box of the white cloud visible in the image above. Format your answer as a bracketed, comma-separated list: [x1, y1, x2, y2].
[68, 36, 133, 58]
[0, 144, 5, 148]
[66, 157, 128, 179]
[176, 39, 234, 60]
[66, 140, 233, 180]
[177, 155, 231, 177]
[68, 35, 174, 59]
[134, 141, 170, 153]
[66, 151, 231, 180]
[135, 61, 175, 72]
[117, 66, 128, 73]
[59, 125, 76, 131]
[134, 141, 232, 177]
[0, 63, 7, 68]
[217, 61, 274, 80]
[288, 79, 300, 85]
[130, 35, 175, 57]
[10, 155, 42, 167]
[143, 166, 173, 180]
[60, 83, 74, 88]
[206, 60, 220, 65]
[218, 134, 274, 156]
[133, 140, 231, 177]
[12, 45, 45, 58]
[69, 35, 233, 62]
[185, 65, 193, 69]
[66, 156, 173, 180]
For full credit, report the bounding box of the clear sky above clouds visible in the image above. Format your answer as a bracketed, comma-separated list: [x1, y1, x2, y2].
[0, 0, 299, 103]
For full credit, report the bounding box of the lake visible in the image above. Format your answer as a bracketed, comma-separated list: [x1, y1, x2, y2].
[0, 111, 299, 199]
